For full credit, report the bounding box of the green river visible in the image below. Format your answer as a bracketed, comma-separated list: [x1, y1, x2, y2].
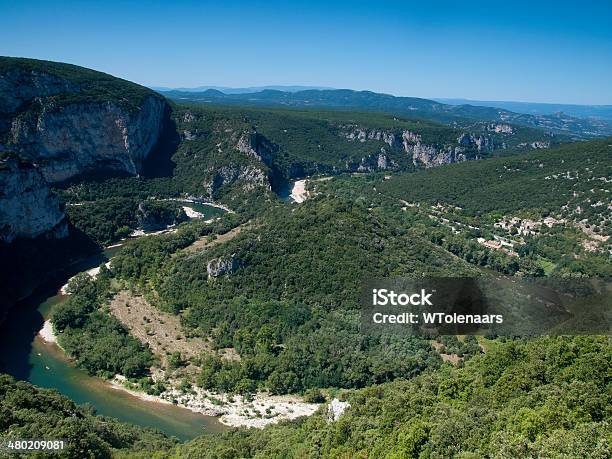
[0, 205, 228, 441]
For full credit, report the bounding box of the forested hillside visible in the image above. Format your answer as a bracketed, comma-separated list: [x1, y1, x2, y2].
[376, 138, 612, 220]
[174, 336, 611, 458]
[51, 137, 611, 400]
[53, 102, 571, 246]
[53, 198, 480, 397]
[53, 105, 453, 244]
[317, 138, 612, 277]
[168, 103, 563, 190]
[0, 375, 177, 458]
[0, 57, 161, 116]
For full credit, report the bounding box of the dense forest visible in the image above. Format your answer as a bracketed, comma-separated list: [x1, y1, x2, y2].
[113, 197, 480, 394]
[0, 57, 162, 114]
[173, 336, 611, 458]
[50, 215, 243, 381]
[0, 375, 177, 458]
[51, 197, 480, 395]
[376, 138, 612, 223]
[52, 267, 155, 378]
[167, 103, 557, 195]
[316, 139, 612, 277]
[54, 180, 227, 246]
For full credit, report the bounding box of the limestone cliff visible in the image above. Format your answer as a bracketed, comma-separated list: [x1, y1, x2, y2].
[0, 57, 171, 243]
[198, 130, 273, 199]
[203, 163, 271, 197]
[236, 131, 277, 167]
[8, 95, 166, 183]
[0, 155, 67, 243]
[341, 126, 476, 169]
[1, 61, 168, 183]
[207, 254, 239, 278]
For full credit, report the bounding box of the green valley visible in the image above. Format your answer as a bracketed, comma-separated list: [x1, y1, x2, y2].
[0, 56, 610, 458]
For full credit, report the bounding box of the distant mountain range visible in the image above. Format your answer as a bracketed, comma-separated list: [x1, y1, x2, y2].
[158, 87, 612, 139]
[435, 98, 612, 121]
[150, 85, 333, 94]
[155, 85, 612, 121]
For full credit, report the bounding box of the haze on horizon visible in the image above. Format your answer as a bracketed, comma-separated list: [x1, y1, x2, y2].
[1, 0, 611, 105]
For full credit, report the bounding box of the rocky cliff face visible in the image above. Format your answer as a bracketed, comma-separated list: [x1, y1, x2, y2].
[200, 130, 274, 198]
[207, 254, 239, 278]
[401, 130, 469, 168]
[4, 85, 166, 183]
[0, 155, 67, 243]
[0, 59, 170, 245]
[231, 125, 474, 183]
[407, 143, 468, 168]
[236, 131, 277, 167]
[203, 163, 271, 197]
[174, 109, 508, 201]
[341, 126, 474, 169]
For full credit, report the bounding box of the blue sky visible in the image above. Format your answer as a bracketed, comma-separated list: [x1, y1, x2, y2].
[1, 0, 611, 104]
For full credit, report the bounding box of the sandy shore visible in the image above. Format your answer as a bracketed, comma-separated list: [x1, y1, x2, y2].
[38, 312, 315, 429]
[187, 199, 234, 214]
[182, 206, 223, 224]
[129, 226, 179, 237]
[289, 177, 332, 203]
[38, 320, 57, 344]
[109, 376, 175, 405]
[167, 197, 235, 214]
[290, 180, 308, 203]
[60, 261, 112, 295]
[183, 206, 205, 219]
[109, 375, 320, 428]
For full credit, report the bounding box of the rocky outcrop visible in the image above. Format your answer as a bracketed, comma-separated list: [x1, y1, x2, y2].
[407, 144, 468, 168]
[341, 125, 473, 169]
[190, 130, 278, 198]
[236, 131, 277, 167]
[0, 58, 172, 246]
[356, 152, 390, 171]
[516, 141, 551, 149]
[341, 126, 401, 148]
[7, 95, 167, 183]
[207, 254, 239, 278]
[1, 61, 169, 184]
[203, 164, 271, 198]
[136, 201, 188, 231]
[327, 398, 351, 422]
[457, 133, 496, 152]
[0, 155, 67, 243]
[401, 130, 469, 168]
[401, 130, 422, 145]
[486, 123, 514, 134]
[183, 130, 196, 141]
